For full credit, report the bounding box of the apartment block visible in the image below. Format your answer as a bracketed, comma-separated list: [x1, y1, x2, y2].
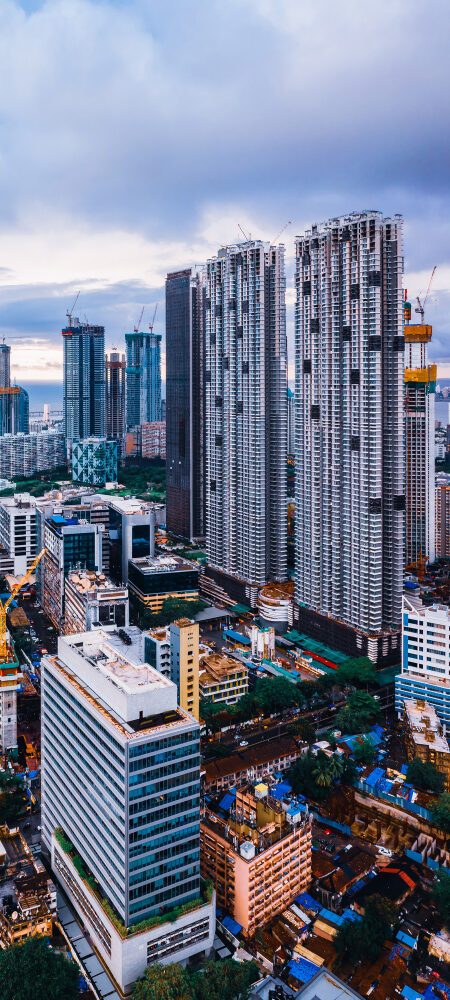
[0, 493, 37, 576]
[170, 618, 199, 720]
[0, 643, 22, 751]
[141, 421, 166, 459]
[64, 569, 129, 634]
[166, 268, 205, 541]
[41, 631, 215, 993]
[0, 431, 65, 481]
[127, 554, 199, 614]
[204, 240, 287, 603]
[403, 698, 450, 790]
[436, 481, 450, 558]
[199, 651, 248, 706]
[144, 627, 171, 679]
[42, 514, 103, 628]
[200, 782, 311, 937]
[294, 212, 404, 665]
[396, 595, 450, 727]
[105, 352, 126, 450]
[404, 316, 435, 565]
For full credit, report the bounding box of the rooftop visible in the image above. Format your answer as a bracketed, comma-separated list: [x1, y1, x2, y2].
[106, 496, 158, 516]
[204, 735, 301, 784]
[404, 699, 450, 753]
[67, 570, 127, 597]
[200, 652, 246, 683]
[63, 633, 166, 694]
[130, 553, 197, 574]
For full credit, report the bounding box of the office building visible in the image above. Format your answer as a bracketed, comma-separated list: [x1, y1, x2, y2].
[107, 496, 156, 584]
[287, 386, 295, 457]
[144, 626, 171, 679]
[41, 631, 215, 993]
[403, 698, 450, 791]
[36, 490, 111, 586]
[64, 569, 129, 634]
[294, 212, 404, 665]
[62, 319, 105, 450]
[128, 554, 199, 614]
[125, 329, 161, 430]
[204, 241, 287, 607]
[200, 781, 311, 937]
[166, 268, 205, 541]
[404, 311, 435, 565]
[0, 343, 11, 389]
[170, 618, 199, 720]
[141, 421, 166, 459]
[396, 595, 450, 727]
[0, 431, 65, 482]
[42, 514, 103, 628]
[436, 480, 450, 558]
[0, 493, 37, 577]
[199, 652, 248, 706]
[105, 351, 126, 449]
[0, 387, 29, 436]
[72, 437, 118, 487]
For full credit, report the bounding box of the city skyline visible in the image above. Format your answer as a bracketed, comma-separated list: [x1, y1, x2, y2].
[0, 0, 448, 383]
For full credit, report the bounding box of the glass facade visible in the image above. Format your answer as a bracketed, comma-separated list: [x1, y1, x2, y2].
[165, 270, 205, 540]
[63, 324, 106, 447]
[125, 331, 162, 429]
[63, 531, 96, 576]
[131, 524, 151, 559]
[128, 562, 199, 597]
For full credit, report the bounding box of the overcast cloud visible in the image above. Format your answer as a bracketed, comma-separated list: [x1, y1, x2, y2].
[0, 0, 449, 384]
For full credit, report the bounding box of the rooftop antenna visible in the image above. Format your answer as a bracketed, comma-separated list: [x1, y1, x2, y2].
[66, 291, 80, 328]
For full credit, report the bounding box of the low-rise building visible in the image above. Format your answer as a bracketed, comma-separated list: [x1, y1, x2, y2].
[396, 595, 450, 727]
[0, 493, 37, 577]
[200, 782, 311, 937]
[42, 514, 103, 628]
[127, 553, 199, 614]
[203, 735, 305, 794]
[0, 827, 56, 948]
[72, 437, 118, 487]
[141, 421, 166, 459]
[144, 626, 171, 678]
[403, 698, 450, 790]
[64, 569, 129, 633]
[199, 651, 248, 706]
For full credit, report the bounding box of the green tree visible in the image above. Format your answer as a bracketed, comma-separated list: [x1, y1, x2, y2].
[335, 894, 396, 963]
[334, 657, 377, 689]
[353, 737, 377, 766]
[292, 720, 316, 744]
[253, 676, 301, 715]
[406, 757, 444, 794]
[432, 869, 450, 926]
[193, 958, 259, 1000]
[313, 757, 332, 789]
[0, 936, 79, 1000]
[0, 770, 28, 825]
[200, 699, 226, 736]
[430, 793, 450, 833]
[133, 963, 194, 1000]
[335, 691, 380, 735]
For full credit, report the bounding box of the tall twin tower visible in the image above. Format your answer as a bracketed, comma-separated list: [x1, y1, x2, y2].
[166, 212, 406, 664]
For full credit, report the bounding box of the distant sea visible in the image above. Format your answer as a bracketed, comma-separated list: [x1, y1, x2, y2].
[22, 382, 63, 414]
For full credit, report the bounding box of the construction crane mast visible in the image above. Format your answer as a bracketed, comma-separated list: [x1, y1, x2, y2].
[134, 306, 145, 334]
[149, 304, 158, 333]
[415, 266, 437, 322]
[66, 291, 80, 328]
[0, 549, 46, 661]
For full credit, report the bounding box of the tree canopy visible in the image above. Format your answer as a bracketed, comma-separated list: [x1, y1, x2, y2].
[138, 596, 206, 629]
[0, 770, 28, 825]
[430, 793, 450, 833]
[335, 894, 397, 963]
[406, 757, 444, 794]
[0, 937, 79, 1000]
[132, 958, 259, 1000]
[288, 749, 356, 802]
[335, 691, 380, 735]
[432, 869, 450, 926]
[353, 737, 377, 766]
[334, 657, 377, 689]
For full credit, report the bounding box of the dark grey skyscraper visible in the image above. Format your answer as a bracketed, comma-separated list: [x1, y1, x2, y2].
[105, 351, 126, 447]
[63, 320, 105, 450]
[165, 269, 205, 540]
[0, 343, 10, 389]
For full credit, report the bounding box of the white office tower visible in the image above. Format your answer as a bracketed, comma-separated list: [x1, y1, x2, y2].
[41, 632, 215, 993]
[396, 595, 450, 728]
[294, 212, 404, 665]
[404, 314, 436, 565]
[204, 240, 287, 607]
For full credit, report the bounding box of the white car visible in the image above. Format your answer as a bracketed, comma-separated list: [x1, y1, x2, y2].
[377, 846, 393, 857]
[239, 740, 249, 747]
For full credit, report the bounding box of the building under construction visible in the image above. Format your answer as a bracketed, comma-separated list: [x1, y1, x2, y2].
[404, 302, 436, 567]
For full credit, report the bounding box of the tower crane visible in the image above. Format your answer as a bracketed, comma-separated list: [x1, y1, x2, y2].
[66, 291, 80, 328]
[149, 304, 158, 333]
[134, 306, 145, 334]
[415, 265, 437, 322]
[0, 548, 46, 661]
[238, 224, 251, 241]
[273, 220, 292, 243]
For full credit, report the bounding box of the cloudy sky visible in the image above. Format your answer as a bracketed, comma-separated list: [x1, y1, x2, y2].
[0, 0, 449, 393]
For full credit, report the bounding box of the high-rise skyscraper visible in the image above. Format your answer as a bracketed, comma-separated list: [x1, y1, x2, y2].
[294, 212, 404, 665]
[403, 306, 436, 566]
[63, 320, 105, 450]
[105, 351, 126, 447]
[125, 330, 161, 430]
[0, 343, 10, 389]
[204, 240, 287, 606]
[0, 387, 29, 436]
[165, 269, 205, 540]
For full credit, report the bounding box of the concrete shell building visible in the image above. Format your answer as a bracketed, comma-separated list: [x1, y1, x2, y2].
[204, 240, 287, 606]
[294, 212, 404, 665]
[404, 320, 436, 565]
[436, 480, 450, 558]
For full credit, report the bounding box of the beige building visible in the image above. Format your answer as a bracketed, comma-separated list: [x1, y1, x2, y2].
[436, 483, 450, 558]
[64, 570, 129, 634]
[142, 421, 166, 459]
[404, 698, 450, 791]
[200, 783, 311, 937]
[199, 651, 248, 706]
[170, 618, 199, 720]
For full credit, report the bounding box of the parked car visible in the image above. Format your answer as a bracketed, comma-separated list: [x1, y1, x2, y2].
[239, 740, 249, 747]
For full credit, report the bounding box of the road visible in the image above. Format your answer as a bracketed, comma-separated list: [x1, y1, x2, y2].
[21, 595, 58, 658]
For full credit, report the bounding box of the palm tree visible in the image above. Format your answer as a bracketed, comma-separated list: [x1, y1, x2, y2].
[313, 761, 332, 788]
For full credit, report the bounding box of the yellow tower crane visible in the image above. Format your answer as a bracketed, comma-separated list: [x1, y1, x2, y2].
[0, 548, 46, 661]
